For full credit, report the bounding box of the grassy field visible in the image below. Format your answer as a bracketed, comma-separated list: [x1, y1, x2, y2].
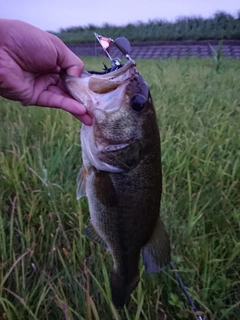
[0, 57, 240, 320]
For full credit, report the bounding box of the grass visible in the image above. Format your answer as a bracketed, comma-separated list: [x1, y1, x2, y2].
[0, 57, 240, 319]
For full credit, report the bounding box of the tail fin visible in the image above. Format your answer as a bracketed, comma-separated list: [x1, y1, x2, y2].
[111, 271, 139, 309]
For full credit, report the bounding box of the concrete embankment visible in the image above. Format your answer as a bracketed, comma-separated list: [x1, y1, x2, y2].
[67, 40, 240, 59]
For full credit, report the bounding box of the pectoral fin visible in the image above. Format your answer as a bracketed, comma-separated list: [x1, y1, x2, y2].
[84, 221, 108, 250]
[76, 166, 87, 200]
[93, 170, 118, 207]
[141, 217, 171, 273]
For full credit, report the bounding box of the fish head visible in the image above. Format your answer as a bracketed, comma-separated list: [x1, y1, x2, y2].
[61, 61, 155, 145]
[61, 60, 159, 173]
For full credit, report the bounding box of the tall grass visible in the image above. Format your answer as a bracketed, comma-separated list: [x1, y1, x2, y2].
[0, 57, 240, 319]
[53, 11, 240, 43]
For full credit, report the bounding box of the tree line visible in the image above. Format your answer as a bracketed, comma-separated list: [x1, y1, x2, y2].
[53, 11, 240, 43]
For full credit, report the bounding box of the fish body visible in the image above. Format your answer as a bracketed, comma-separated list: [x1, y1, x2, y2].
[62, 61, 171, 308]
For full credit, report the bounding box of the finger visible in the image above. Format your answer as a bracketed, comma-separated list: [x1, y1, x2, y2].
[53, 35, 84, 77]
[72, 113, 93, 126]
[35, 90, 92, 124]
[47, 82, 71, 97]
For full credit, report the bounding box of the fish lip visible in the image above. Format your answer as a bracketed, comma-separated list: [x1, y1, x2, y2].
[60, 60, 136, 82]
[60, 69, 92, 82]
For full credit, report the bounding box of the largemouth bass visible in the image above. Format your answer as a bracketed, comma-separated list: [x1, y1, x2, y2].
[61, 60, 171, 308]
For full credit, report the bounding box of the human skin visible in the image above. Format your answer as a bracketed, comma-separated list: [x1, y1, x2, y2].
[0, 19, 93, 125]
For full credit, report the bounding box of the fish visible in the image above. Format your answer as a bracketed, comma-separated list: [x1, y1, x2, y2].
[61, 60, 171, 308]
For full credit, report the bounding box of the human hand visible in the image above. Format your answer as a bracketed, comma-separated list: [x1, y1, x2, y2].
[0, 19, 93, 125]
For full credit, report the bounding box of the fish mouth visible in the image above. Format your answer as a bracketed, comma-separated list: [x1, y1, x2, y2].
[86, 60, 136, 92]
[61, 60, 137, 115]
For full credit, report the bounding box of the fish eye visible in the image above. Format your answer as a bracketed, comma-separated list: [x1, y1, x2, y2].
[130, 95, 146, 112]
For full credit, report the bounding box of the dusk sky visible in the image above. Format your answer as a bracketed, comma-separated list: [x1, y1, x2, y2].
[1, 0, 239, 32]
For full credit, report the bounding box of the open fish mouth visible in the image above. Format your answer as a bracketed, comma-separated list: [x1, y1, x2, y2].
[60, 60, 137, 115]
[86, 60, 136, 93]
[61, 60, 136, 90]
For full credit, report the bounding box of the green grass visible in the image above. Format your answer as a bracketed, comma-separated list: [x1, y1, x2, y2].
[0, 57, 240, 319]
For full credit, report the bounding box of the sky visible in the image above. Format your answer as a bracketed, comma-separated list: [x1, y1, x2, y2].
[1, 0, 239, 32]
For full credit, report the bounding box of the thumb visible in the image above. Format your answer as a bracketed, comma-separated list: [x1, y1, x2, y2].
[52, 35, 84, 77]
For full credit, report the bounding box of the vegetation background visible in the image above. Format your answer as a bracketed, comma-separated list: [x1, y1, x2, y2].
[1, 10, 240, 320]
[53, 12, 240, 43]
[1, 56, 240, 319]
